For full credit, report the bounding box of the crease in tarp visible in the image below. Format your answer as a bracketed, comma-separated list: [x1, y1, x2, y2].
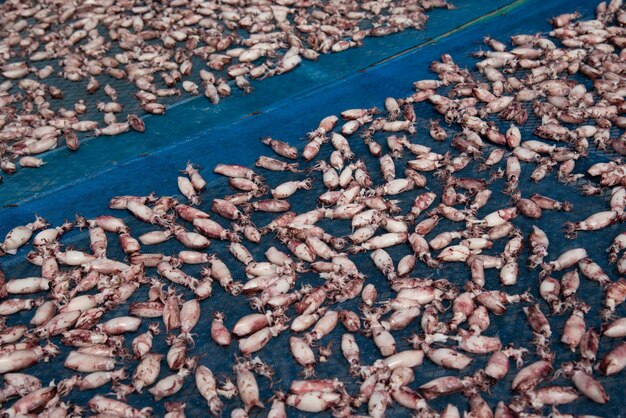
[362, 0, 531, 69]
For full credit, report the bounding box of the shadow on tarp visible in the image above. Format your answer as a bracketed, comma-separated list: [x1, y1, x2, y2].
[0, 0, 521, 207]
[0, 0, 624, 416]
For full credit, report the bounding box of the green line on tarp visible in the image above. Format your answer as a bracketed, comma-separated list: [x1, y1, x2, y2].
[363, 0, 531, 70]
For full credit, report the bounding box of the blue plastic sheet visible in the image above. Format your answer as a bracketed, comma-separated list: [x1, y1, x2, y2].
[0, 0, 624, 416]
[0, 0, 518, 207]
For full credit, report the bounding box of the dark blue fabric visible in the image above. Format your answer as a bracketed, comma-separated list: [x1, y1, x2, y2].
[0, 0, 624, 416]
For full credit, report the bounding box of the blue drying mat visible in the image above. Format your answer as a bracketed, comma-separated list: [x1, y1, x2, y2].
[0, 0, 624, 416]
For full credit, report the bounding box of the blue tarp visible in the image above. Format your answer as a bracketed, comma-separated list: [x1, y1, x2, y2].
[1, 0, 624, 416]
[0, 0, 517, 207]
